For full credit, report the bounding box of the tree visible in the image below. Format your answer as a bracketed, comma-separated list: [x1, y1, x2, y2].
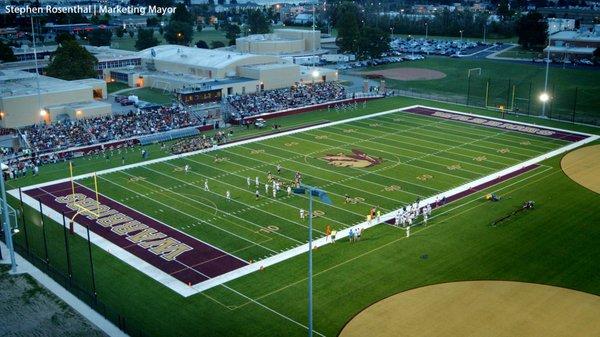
[128, 30, 135, 38]
[196, 40, 209, 48]
[55, 32, 75, 44]
[197, 24, 203, 33]
[164, 20, 193, 45]
[592, 47, 600, 65]
[225, 23, 241, 42]
[0, 41, 16, 62]
[146, 17, 160, 27]
[46, 40, 98, 80]
[247, 9, 271, 34]
[358, 27, 390, 59]
[335, 2, 361, 54]
[89, 29, 112, 46]
[135, 29, 160, 50]
[517, 11, 548, 50]
[497, 0, 513, 20]
[171, 3, 194, 25]
[116, 26, 125, 38]
[211, 41, 225, 48]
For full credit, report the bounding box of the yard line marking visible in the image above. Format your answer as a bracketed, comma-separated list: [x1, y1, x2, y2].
[383, 111, 568, 148]
[319, 124, 517, 169]
[373, 118, 546, 159]
[99, 174, 284, 253]
[352, 119, 540, 160]
[244, 142, 436, 196]
[236, 165, 555, 307]
[378, 113, 559, 152]
[400, 107, 581, 144]
[119, 168, 310, 244]
[142, 162, 340, 233]
[172, 157, 373, 222]
[218, 147, 417, 205]
[299, 128, 489, 176]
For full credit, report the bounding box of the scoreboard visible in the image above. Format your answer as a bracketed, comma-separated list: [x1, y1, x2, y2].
[178, 88, 222, 105]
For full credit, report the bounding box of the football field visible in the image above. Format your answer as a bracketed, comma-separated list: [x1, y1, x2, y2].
[14, 105, 592, 296]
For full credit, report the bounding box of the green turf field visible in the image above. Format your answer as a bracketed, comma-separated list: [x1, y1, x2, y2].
[359, 56, 600, 124]
[70, 108, 568, 262]
[5, 97, 600, 337]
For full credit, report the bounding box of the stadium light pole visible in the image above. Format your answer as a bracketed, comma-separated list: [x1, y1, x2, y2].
[293, 186, 332, 337]
[0, 164, 17, 273]
[541, 47, 551, 118]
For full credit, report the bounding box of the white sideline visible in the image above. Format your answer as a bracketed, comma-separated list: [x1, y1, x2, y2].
[10, 105, 598, 297]
[0, 242, 128, 337]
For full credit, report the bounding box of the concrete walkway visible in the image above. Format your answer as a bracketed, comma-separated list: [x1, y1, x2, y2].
[485, 44, 532, 61]
[0, 243, 128, 337]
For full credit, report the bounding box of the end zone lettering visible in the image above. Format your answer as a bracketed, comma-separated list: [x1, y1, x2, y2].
[55, 193, 192, 261]
[431, 111, 555, 136]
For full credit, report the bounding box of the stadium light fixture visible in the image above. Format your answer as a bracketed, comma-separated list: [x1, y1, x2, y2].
[293, 186, 332, 337]
[539, 92, 550, 103]
[40, 109, 47, 117]
[312, 70, 320, 78]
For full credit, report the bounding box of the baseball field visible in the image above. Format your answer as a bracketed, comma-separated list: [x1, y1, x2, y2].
[5, 96, 600, 336]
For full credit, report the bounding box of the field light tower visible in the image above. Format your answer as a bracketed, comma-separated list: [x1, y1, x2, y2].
[293, 186, 332, 337]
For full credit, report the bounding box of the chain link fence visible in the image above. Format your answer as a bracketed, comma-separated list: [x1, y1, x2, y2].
[3, 196, 150, 337]
[388, 78, 600, 126]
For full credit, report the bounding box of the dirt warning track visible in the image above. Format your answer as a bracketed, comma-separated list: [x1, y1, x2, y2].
[361, 68, 446, 81]
[561, 144, 600, 194]
[339, 281, 600, 337]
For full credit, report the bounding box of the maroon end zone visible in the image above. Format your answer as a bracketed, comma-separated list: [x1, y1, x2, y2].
[24, 181, 247, 285]
[405, 107, 588, 142]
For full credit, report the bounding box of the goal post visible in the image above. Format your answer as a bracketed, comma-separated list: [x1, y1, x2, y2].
[69, 162, 101, 223]
[467, 68, 482, 78]
[466, 68, 482, 106]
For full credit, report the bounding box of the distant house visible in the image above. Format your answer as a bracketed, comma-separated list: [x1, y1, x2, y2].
[293, 13, 313, 25]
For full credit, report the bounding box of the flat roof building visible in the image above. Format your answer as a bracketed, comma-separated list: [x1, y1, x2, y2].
[0, 70, 110, 128]
[545, 26, 600, 58]
[104, 45, 337, 98]
[235, 29, 323, 56]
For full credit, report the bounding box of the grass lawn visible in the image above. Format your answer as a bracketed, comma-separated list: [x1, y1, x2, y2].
[5, 97, 600, 337]
[496, 46, 543, 59]
[106, 82, 130, 93]
[361, 56, 600, 124]
[117, 87, 174, 105]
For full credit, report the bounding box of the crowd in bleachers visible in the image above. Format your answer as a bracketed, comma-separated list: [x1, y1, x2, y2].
[22, 107, 199, 153]
[171, 131, 231, 154]
[226, 82, 347, 120]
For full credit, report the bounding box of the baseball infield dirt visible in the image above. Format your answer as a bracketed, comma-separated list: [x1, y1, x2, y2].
[339, 281, 600, 337]
[560, 144, 600, 194]
[361, 68, 446, 81]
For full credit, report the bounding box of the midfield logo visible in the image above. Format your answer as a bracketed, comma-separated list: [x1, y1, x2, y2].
[323, 149, 383, 168]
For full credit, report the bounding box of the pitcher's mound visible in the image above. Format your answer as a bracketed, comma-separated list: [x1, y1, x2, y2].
[561, 144, 600, 194]
[362, 68, 446, 81]
[339, 281, 600, 337]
